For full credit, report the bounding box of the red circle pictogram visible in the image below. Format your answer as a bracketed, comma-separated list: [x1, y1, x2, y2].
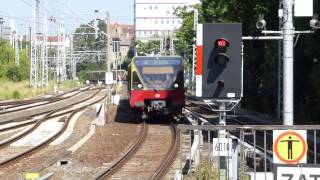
[273, 131, 307, 164]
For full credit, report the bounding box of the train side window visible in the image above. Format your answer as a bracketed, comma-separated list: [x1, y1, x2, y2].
[132, 71, 142, 89]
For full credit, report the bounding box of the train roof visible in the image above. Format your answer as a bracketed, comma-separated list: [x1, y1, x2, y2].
[133, 56, 182, 61]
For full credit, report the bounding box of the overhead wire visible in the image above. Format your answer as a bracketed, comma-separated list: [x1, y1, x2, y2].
[7, 0, 132, 34]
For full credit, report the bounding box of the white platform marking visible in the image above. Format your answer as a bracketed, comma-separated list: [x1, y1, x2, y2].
[11, 119, 63, 147]
[50, 111, 84, 145]
[67, 120, 96, 153]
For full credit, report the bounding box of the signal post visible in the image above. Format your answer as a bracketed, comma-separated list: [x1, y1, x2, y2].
[196, 23, 243, 180]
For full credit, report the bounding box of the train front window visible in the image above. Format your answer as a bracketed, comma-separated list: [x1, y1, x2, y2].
[135, 59, 182, 90]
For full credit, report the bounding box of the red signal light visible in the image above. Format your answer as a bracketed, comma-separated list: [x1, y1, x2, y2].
[217, 39, 227, 47]
[215, 38, 229, 48]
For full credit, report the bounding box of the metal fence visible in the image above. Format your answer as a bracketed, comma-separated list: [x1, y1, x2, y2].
[176, 125, 320, 180]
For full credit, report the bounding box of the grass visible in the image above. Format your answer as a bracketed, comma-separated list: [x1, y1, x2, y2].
[0, 80, 80, 100]
[192, 162, 250, 180]
[192, 162, 219, 180]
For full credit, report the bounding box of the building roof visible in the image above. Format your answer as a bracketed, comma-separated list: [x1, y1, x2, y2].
[110, 23, 134, 46]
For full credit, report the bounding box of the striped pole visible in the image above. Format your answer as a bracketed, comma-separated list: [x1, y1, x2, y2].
[196, 24, 203, 97]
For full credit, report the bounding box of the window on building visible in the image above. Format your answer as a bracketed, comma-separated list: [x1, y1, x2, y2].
[155, 6, 158, 10]
[161, 20, 163, 24]
[167, 20, 169, 24]
[155, 20, 158, 24]
[172, 20, 175, 24]
[150, 6, 152, 10]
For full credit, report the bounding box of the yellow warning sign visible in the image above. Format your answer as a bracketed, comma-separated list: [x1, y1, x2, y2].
[273, 130, 307, 164]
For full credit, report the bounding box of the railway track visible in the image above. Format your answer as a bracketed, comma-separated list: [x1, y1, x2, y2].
[0, 89, 107, 168]
[95, 122, 180, 179]
[0, 86, 91, 115]
[95, 121, 148, 179]
[0, 87, 105, 125]
[0, 88, 104, 141]
[0, 86, 87, 107]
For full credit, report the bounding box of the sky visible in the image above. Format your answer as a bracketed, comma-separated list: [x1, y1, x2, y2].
[0, 0, 134, 35]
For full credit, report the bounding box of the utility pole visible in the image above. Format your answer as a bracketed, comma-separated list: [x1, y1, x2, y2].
[277, 0, 283, 120]
[192, 9, 199, 92]
[282, 0, 294, 125]
[15, 33, 20, 65]
[106, 12, 111, 101]
[243, 0, 314, 125]
[41, 15, 48, 87]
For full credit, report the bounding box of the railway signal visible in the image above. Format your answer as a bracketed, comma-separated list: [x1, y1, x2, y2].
[214, 38, 230, 66]
[196, 23, 243, 99]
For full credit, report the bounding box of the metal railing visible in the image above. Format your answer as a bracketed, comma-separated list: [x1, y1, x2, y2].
[176, 124, 320, 180]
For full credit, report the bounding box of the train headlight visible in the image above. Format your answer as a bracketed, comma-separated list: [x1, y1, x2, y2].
[138, 84, 143, 89]
[174, 83, 179, 88]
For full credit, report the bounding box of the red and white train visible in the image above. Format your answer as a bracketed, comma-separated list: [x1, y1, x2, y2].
[127, 56, 185, 118]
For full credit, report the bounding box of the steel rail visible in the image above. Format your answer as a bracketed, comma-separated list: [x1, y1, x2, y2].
[0, 89, 103, 149]
[0, 86, 93, 115]
[0, 90, 107, 167]
[0, 86, 87, 106]
[151, 123, 180, 179]
[0, 87, 105, 125]
[94, 121, 148, 180]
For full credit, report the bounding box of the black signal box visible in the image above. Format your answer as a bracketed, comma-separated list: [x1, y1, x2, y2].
[202, 23, 243, 99]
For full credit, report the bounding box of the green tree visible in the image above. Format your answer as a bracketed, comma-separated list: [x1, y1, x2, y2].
[0, 40, 29, 82]
[174, 5, 199, 63]
[136, 40, 160, 56]
[0, 40, 15, 79]
[19, 49, 30, 80]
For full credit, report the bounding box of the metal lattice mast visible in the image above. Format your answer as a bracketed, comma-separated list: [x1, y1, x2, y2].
[61, 34, 67, 80]
[70, 35, 76, 80]
[36, 0, 41, 87]
[30, 1, 38, 87]
[15, 34, 19, 65]
[41, 15, 48, 87]
[57, 32, 62, 81]
[57, 17, 67, 81]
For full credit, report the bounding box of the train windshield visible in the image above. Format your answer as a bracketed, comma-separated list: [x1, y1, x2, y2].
[135, 58, 182, 90]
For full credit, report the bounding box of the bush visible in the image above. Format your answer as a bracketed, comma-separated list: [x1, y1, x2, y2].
[13, 90, 20, 99]
[7, 65, 22, 82]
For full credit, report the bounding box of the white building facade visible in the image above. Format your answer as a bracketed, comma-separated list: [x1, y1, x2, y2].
[134, 0, 200, 39]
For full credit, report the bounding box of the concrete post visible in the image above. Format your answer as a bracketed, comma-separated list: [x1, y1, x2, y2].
[231, 139, 238, 180]
[219, 102, 227, 180]
[282, 0, 295, 125]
